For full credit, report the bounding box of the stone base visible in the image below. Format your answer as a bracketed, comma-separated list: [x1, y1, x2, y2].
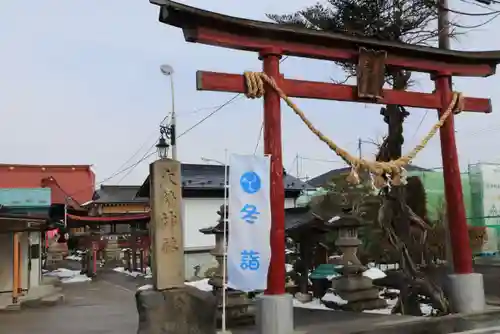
[256, 294, 294, 334]
[337, 288, 380, 302]
[135, 285, 217, 334]
[448, 273, 485, 313]
[341, 298, 387, 312]
[212, 287, 254, 327]
[336, 276, 373, 291]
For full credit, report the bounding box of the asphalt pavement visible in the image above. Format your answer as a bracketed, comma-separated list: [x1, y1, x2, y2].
[0, 278, 138, 334]
[2, 261, 500, 334]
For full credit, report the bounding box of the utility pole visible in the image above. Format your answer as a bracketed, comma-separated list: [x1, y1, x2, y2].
[438, 0, 450, 55]
[160, 64, 177, 160]
[295, 153, 300, 179]
[170, 74, 177, 160]
[438, 0, 454, 272]
[358, 138, 362, 159]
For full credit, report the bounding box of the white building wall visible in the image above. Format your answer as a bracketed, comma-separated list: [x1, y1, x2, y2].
[183, 197, 296, 249]
[182, 197, 296, 279]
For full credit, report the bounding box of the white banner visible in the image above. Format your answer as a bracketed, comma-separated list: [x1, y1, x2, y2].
[227, 154, 271, 292]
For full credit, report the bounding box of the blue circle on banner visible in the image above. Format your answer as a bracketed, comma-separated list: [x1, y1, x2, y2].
[240, 172, 261, 194]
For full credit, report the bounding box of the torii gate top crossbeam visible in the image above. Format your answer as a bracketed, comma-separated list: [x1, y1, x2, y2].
[151, 0, 500, 77]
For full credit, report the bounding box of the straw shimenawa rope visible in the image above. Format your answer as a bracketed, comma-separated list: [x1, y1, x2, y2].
[243, 71, 464, 188]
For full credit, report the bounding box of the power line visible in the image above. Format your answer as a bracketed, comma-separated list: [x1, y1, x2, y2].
[452, 10, 500, 28]
[299, 156, 345, 164]
[409, 110, 429, 144]
[444, 5, 500, 16]
[113, 94, 244, 184]
[110, 113, 171, 179]
[253, 122, 263, 154]
[69, 151, 158, 198]
[87, 57, 293, 188]
[176, 94, 243, 138]
[117, 113, 177, 184]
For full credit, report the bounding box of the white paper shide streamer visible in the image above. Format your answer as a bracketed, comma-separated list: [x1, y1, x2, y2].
[227, 154, 271, 292]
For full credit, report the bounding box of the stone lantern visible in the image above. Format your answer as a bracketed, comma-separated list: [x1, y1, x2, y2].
[328, 215, 387, 311]
[199, 204, 254, 327]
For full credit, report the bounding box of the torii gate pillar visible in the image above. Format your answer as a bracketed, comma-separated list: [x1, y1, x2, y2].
[256, 48, 294, 334]
[436, 74, 486, 312]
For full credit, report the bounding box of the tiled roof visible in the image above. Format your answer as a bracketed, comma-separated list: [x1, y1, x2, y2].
[136, 163, 314, 198]
[92, 185, 148, 204]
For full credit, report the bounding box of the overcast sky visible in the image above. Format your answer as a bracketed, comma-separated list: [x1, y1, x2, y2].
[1, 0, 500, 187]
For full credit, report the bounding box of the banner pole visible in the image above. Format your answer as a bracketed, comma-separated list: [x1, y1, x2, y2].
[222, 149, 229, 333]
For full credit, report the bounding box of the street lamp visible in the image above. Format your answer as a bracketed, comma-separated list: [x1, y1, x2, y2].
[201, 157, 224, 166]
[160, 64, 177, 160]
[156, 132, 169, 159]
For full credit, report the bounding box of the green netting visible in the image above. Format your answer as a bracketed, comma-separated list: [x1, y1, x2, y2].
[408, 164, 500, 251]
[407, 170, 473, 222]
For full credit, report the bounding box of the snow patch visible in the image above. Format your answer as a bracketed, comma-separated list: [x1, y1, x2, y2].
[293, 298, 331, 310]
[185, 278, 212, 292]
[292, 291, 347, 311]
[364, 289, 435, 316]
[137, 279, 213, 292]
[113, 267, 144, 278]
[362, 268, 386, 280]
[137, 284, 153, 291]
[43, 268, 91, 284]
[61, 275, 92, 284]
[322, 292, 347, 305]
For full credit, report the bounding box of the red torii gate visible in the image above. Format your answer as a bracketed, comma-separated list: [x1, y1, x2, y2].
[151, 0, 500, 311]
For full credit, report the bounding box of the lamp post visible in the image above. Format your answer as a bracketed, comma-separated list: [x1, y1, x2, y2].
[160, 64, 177, 160]
[201, 157, 225, 166]
[156, 131, 169, 159]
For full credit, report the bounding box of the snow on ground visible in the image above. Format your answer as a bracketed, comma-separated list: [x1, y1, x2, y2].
[44, 268, 92, 284]
[293, 298, 330, 310]
[362, 267, 386, 280]
[322, 266, 386, 281]
[293, 291, 347, 311]
[65, 250, 86, 262]
[185, 278, 212, 291]
[363, 289, 434, 316]
[137, 278, 213, 292]
[112, 266, 152, 279]
[137, 284, 153, 291]
[367, 262, 400, 271]
[113, 267, 144, 278]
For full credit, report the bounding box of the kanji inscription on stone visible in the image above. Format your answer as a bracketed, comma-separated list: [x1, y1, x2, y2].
[149, 159, 184, 290]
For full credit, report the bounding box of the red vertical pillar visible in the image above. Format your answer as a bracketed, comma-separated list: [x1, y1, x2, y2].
[260, 47, 286, 295]
[435, 73, 473, 274]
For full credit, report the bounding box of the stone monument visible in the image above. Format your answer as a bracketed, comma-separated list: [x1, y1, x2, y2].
[135, 159, 217, 334]
[200, 204, 254, 327]
[329, 215, 387, 311]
